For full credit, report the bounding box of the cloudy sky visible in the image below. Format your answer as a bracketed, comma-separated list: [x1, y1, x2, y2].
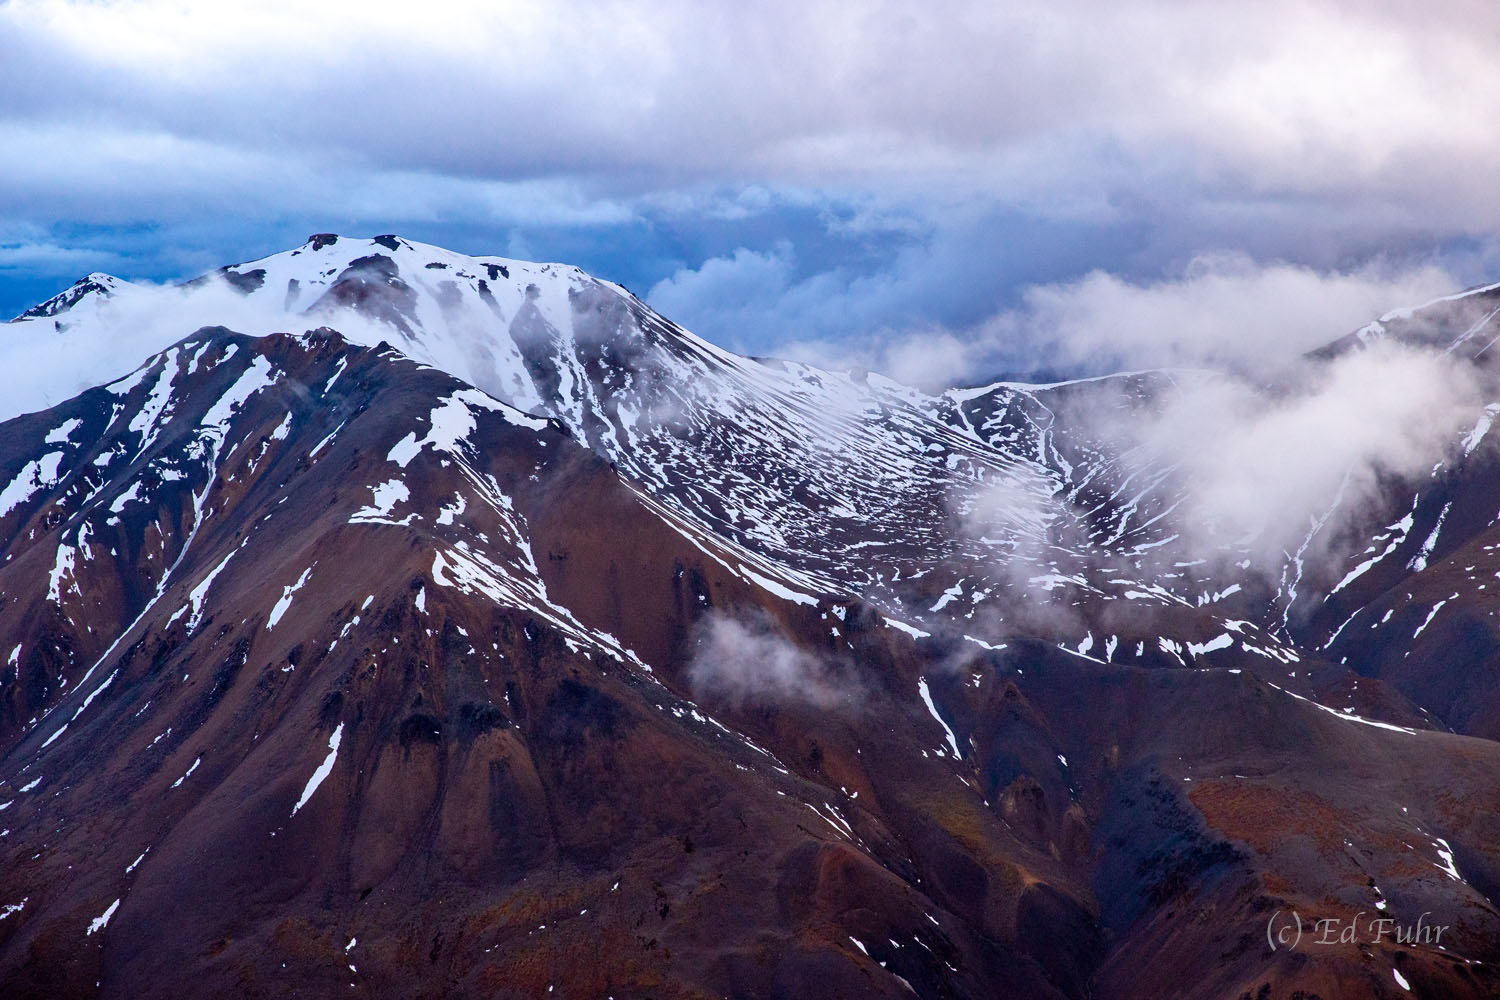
[4, 0, 1500, 384]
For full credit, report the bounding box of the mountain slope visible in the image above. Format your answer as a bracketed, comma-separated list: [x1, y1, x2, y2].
[2, 241, 1500, 997]
[0, 327, 1100, 998]
[1, 236, 1302, 660]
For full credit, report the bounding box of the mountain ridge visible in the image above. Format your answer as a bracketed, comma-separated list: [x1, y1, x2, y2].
[2, 238, 1500, 997]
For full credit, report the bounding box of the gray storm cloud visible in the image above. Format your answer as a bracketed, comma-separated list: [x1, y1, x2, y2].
[5, 1, 1500, 203]
[5, 0, 1500, 323]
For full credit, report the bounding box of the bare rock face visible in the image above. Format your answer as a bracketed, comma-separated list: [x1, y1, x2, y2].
[0, 242, 1499, 998]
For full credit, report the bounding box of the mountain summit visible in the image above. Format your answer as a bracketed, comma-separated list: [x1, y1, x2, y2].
[1, 238, 1499, 998]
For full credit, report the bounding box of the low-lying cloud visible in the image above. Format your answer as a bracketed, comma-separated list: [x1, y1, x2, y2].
[0, 272, 430, 422]
[939, 277, 1493, 625]
[768, 253, 1461, 389]
[993, 256, 1459, 377]
[1130, 341, 1484, 574]
[687, 611, 857, 709]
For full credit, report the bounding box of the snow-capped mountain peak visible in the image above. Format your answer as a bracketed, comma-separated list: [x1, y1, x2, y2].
[10, 272, 126, 322]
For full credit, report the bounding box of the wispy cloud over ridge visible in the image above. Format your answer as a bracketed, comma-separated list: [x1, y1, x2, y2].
[749, 254, 1462, 387]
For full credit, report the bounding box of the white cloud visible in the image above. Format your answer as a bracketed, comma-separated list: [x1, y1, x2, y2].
[0, 269, 465, 420]
[988, 255, 1460, 375]
[687, 611, 857, 708]
[647, 244, 794, 333]
[1130, 341, 1484, 574]
[0, 239, 121, 275]
[645, 224, 1009, 370]
[762, 254, 1463, 387]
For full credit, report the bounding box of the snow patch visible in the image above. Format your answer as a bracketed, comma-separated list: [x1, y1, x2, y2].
[267, 566, 314, 630]
[86, 899, 120, 936]
[0, 452, 65, 519]
[350, 479, 411, 524]
[290, 723, 344, 818]
[917, 677, 962, 758]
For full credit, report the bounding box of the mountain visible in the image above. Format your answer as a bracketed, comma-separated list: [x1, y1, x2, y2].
[1, 236, 1498, 998]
